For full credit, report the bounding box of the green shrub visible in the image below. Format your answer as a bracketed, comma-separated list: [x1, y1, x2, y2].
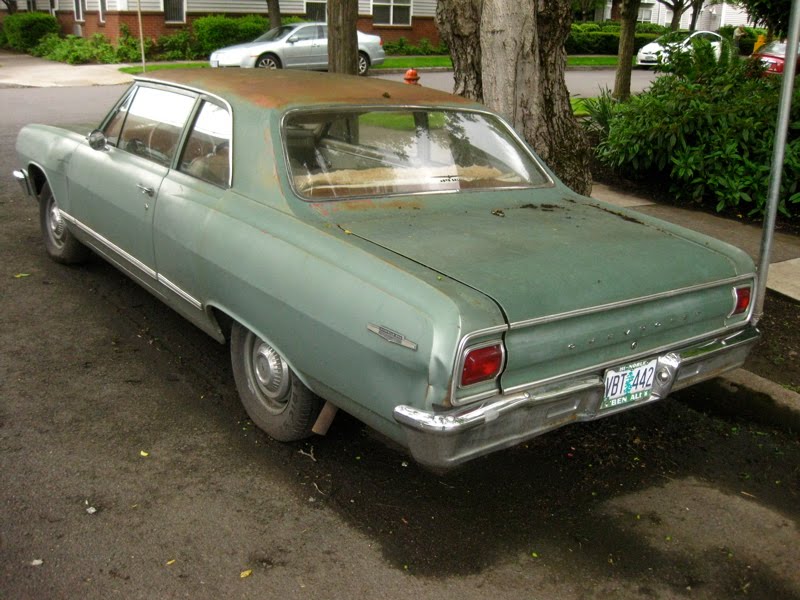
[635, 22, 669, 34]
[154, 29, 201, 60]
[116, 23, 155, 62]
[193, 14, 280, 57]
[4, 12, 59, 51]
[595, 52, 800, 219]
[0, 24, 7, 48]
[32, 32, 118, 64]
[565, 31, 660, 55]
[382, 36, 448, 56]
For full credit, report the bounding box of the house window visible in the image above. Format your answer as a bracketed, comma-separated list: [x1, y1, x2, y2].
[99, 0, 106, 23]
[73, 0, 84, 21]
[164, 0, 185, 23]
[373, 0, 412, 26]
[637, 8, 652, 22]
[306, 1, 326, 22]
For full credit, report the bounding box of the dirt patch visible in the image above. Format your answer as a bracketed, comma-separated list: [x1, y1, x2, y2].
[746, 291, 800, 392]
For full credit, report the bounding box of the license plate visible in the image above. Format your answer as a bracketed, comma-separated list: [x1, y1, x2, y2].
[601, 358, 657, 410]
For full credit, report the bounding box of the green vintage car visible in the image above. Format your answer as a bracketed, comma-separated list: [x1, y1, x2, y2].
[14, 70, 759, 469]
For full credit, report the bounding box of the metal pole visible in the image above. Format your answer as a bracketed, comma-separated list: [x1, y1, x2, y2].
[753, 0, 800, 323]
[136, 0, 146, 73]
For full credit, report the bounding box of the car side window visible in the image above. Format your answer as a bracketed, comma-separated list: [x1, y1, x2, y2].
[179, 100, 232, 188]
[291, 26, 317, 42]
[103, 89, 135, 147]
[118, 86, 196, 167]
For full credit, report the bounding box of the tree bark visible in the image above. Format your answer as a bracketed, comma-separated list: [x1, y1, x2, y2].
[613, 0, 641, 101]
[327, 0, 358, 75]
[611, 0, 621, 20]
[657, 0, 689, 30]
[2, 0, 17, 13]
[481, 0, 591, 194]
[688, 0, 703, 30]
[436, 0, 483, 101]
[266, 0, 281, 30]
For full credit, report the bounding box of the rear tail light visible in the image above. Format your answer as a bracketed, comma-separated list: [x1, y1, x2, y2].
[731, 285, 752, 316]
[461, 343, 504, 387]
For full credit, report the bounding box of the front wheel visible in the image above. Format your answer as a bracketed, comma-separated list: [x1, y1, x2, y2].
[230, 322, 322, 441]
[39, 182, 90, 264]
[358, 52, 370, 76]
[256, 54, 282, 69]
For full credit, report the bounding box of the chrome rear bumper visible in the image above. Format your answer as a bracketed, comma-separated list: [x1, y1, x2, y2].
[394, 325, 759, 469]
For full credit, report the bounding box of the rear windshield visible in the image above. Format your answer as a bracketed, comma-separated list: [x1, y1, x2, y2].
[282, 109, 550, 200]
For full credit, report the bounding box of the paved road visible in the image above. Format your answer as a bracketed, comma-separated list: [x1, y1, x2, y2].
[1, 85, 798, 600]
[376, 68, 658, 98]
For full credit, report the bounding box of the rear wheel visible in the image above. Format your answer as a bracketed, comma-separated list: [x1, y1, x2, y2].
[39, 182, 90, 264]
[358, 52, 370, 76]
[256, 54, 282, 69]
[230, 321, 322, 441]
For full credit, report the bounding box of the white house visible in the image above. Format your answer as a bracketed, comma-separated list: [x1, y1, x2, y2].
[598, 1, 752, 30]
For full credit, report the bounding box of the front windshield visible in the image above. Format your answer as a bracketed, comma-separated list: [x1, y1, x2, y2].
[283, 109, 551, 200]
[254, 25, 295, 43]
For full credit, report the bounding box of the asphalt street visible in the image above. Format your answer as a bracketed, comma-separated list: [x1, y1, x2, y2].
[1, 84, 798, 600]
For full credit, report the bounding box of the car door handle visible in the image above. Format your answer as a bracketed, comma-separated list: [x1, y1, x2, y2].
[136, 183, 154, 197]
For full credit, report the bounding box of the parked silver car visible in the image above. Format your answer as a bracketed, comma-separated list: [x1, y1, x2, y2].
[209, 22, 385, 76]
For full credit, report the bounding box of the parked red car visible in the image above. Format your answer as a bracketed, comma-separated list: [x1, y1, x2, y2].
[753, 40, 799, 74]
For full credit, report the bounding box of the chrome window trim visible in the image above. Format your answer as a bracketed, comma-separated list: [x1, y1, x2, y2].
[279, 105, 555, 202]
[133, 77, 234, 188]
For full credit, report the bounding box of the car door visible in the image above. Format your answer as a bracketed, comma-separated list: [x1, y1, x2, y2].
[282, 24, 319, 68]
[67, 84, 196, 288]
[152, 98, 232, 320]
[315, 25, 330, 69]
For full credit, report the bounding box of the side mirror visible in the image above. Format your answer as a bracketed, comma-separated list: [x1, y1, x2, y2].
[87, 129, 108, 151]
[287, 36, 298, 44]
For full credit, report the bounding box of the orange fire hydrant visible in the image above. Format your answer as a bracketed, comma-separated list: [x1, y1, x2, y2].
[404, 68, 420, 85]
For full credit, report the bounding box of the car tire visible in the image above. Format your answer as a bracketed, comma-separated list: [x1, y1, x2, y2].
[358, 52, 370, 76]
[39, 181, 90, 264]
[230, 321, 322, 442]
[256, 54, 282, 69]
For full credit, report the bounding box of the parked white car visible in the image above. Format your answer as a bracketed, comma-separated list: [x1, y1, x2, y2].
[636, 30, 723, 67]
[209, 22, 385, 76]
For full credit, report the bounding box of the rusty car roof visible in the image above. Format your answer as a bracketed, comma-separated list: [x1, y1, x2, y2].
[136, 69, 479, 111]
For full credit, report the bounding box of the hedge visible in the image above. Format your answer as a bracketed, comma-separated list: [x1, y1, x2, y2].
[566, 32, 660, 55]
[4, 12, 59, 51]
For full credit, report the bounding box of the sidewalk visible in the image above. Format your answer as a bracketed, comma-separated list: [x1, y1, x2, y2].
[0, 51, 133, 87]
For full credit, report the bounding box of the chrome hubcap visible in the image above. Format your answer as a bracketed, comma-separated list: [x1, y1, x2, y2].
[48, 201, 66, 245]
[249, 337, 290, 410]
[359, 56, 367, 74]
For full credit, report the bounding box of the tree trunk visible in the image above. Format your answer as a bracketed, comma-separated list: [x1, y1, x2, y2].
[611, 0, 622, 20]
[481, 0, 591, 195]
[327, 0, 358, 75]
[266, 0, 281, 30]
[688, 0, 703, 30]
[613, 0, 641, 101]
[2, 0, 17, 13]
[670, 6, 683, 30]
[435, 0, 483, 101]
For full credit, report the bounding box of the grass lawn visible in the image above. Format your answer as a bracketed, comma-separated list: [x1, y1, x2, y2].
[375, 55, 619, 70]
[121, 55, 619, 74]
[119, 62, 208, 74]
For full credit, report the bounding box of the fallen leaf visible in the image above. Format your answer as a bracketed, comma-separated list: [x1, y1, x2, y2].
[14, 273, 30, 278]
[139, 450, 149, 457]
[30, 559, 43, 567]
[166, 559, 176, 566]
[240, 569, 253, 578]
